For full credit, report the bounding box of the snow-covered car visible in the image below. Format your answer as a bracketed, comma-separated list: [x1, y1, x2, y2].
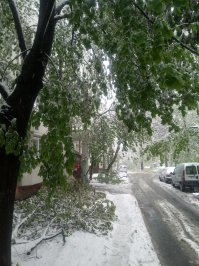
[119, 165, 127, 172]
[159, 167, 175, 183]
[119, 171, 128, 178]
[118, 165, 128, 178]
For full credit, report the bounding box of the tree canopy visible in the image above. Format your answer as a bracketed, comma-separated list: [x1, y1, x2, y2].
[1, 1, 199, 264]
[1, 0, 199, 180]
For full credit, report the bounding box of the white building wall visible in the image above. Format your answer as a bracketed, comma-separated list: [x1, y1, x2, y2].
[18, 124, 47, 187]
[19, 166, 42, 186]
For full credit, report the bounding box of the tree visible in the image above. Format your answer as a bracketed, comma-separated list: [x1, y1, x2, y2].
[0, 1, 60, 264]
[1, 1, 199, 265]
[146, 110, 199, 165]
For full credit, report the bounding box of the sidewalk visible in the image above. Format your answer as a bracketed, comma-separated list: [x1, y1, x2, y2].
[12, 175, 160, 266]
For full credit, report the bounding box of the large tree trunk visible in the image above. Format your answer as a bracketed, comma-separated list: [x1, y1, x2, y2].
[0, 150, 20, 266]
[106, 142, 121, 172]
[0, 1, 56, 264]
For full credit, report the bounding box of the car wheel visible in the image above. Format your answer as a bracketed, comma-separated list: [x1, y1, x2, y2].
[172, 181, 175, 187]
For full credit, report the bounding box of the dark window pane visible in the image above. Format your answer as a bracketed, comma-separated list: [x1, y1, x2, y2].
[186, 166, 196, 175]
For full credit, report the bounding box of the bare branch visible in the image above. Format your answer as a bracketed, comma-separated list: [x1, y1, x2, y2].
[26, 230, 62, 255]
[132, 1, 199, 56]
[98, 108, 115, 117]
[172, 36, 199, 56]
[8, 0, 27, 59]
[55, 0, 70, 15]
[132, 1, 154, 24]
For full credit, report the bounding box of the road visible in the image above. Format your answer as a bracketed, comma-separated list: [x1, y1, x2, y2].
[129, 171, 199, 266]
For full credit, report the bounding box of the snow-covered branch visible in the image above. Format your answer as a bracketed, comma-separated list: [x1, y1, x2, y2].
[26, 217, 59, 255]
[12, 207, 38, 241]
[8, 0, 27, 59]
[0, 82, 9, 101]
[54, 13, 70, 21]
[55, 0, 70, 15]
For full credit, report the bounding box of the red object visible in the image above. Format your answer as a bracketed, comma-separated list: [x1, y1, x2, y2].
[15, 182, 42, 200]
[73, 153, 82, 179]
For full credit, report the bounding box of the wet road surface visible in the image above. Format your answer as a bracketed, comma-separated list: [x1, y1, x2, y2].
[129, 172, 199, 266]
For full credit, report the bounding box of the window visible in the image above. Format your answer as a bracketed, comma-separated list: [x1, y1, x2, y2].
[186, 166, 196, 175]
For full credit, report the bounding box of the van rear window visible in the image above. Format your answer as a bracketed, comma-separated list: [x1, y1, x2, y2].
[186, 166, 197, 175]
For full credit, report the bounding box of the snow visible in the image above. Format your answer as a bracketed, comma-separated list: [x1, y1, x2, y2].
[153, 175, 199, 257]
[12, 177, 160, 266]
[155, 179, 199, 208]
[157, 200, 199, 257]
[0, 80, 11, 95]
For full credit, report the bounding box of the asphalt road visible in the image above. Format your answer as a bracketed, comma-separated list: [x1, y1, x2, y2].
[129, 172, 199, 266]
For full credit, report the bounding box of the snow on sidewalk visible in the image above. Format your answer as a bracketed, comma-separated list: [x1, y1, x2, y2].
[12, 179, 160, 266]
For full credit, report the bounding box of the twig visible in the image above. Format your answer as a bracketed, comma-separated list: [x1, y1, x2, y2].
[27, 230, 62, 255]
[172, 36, 199, 56]
[12, 207, 38, 240]
[132, 1, 153, 24]
[132, 0, 199, 56]
[54, 13, 70, 22]
[26, 217, 57, 255]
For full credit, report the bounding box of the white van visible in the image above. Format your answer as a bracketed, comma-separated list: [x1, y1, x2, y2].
[172, 163, 199, 191]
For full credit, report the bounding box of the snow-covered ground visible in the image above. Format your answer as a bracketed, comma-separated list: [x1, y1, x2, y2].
[155, 178, 199, 208]
[153, 177, 199, 257]
[12, 176, 160, 266]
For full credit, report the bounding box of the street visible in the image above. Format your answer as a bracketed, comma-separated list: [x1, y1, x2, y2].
[129, 172, 199, 266]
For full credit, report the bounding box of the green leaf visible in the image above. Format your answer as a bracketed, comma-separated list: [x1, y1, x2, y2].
[147, 0, 166, 15]
[165, 74, 184, 89]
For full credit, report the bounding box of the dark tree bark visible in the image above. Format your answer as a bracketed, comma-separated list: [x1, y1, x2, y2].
[140, 161, 144, 171]
[0, 150, 20, 266]
[106, 142, 121, 172]
[89, 163, 94, 180]
[0, 1, 57, 265]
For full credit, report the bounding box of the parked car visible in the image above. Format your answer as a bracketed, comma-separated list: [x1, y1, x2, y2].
[119, 171, 128, 178]
[118, 165, 128, 178]
[159, 167, 175, 183]
[119, 165, 127, 172]
[172, 163, 199, 192]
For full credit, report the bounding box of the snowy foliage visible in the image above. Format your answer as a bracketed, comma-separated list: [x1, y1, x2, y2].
[12, 183, 116, 254]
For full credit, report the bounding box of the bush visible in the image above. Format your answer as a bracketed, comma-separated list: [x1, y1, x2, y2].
[96, 171, 122, 184]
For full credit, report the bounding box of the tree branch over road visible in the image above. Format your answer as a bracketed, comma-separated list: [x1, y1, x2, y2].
[132, 0, 199, 56]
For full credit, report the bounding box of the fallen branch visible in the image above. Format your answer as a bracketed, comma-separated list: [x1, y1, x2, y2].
[12, 207, 38, 241]
[26, 217, 61, 255]
[27, 230, 63, 255]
